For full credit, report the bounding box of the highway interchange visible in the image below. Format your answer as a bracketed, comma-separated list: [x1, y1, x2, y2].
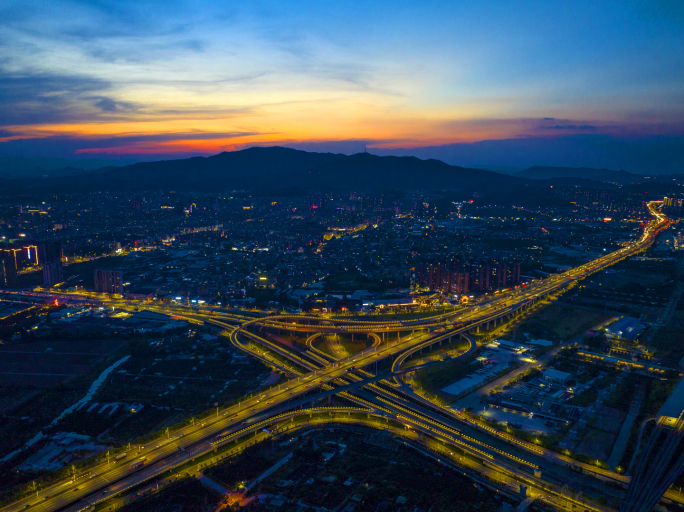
[0, 201, 672, 512]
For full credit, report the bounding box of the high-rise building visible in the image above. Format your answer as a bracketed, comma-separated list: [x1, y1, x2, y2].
[416, 259, 519, 294]
[35, 241, 63, 265]
[0, 257, 18, 287]
[94, 269, 123, 294]
[43, 261, 63, 286]
[0, 240, 62, 269]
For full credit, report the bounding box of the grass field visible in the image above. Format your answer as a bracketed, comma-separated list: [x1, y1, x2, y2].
[514, 303, 613, 342]
[646, 325, 684, 362]
[413, 352, 478, 394]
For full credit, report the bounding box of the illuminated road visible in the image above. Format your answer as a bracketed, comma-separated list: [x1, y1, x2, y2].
[1, 201, 669, 512]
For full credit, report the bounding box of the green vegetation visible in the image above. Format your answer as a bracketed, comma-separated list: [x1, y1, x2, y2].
[413, 352, 478, 394]
[100, 477, 223, 512]
[646, 325, 684, 362]
[616, 374, 680, 471]
[322, 269, 401, 293]
[567, 388, 599, 407]
[333, 306, 460, 321]
[515, 303, 612, 342]
[339, 338, 368, 356]
[205, 444, 275, 490]
[253, 430, 501, 511]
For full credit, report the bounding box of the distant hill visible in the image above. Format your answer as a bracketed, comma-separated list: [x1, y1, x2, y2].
[0, 156, 136, 178]
[267, 152, 524, 191]
[0, 147, 567, 205]
[517, 166, 640, 184]
[539, 177, 620, 189]
[105, 146, 345, 190]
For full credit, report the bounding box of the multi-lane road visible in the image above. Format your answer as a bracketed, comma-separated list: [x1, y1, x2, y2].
[1, 201, 670, 512]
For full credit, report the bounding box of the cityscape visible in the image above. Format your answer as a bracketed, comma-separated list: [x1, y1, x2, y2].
[1, 2, 684, 512]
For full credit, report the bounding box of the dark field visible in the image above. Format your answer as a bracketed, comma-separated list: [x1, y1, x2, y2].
[0, 339, 125, 387]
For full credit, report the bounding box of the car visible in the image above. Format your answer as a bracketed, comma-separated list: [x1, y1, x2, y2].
[101, 491, 108, 495]
[545, 421, 555, 427]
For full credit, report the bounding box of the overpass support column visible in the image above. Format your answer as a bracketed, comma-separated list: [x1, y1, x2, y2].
[383, 332, 385, 342]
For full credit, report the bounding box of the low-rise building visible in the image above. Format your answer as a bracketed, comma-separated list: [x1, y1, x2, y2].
[542, 369, 573, 385]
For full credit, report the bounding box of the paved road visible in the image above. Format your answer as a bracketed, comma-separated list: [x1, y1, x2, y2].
[0, 201, 669, 512]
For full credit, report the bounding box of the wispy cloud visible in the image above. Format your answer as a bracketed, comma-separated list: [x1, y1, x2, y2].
[0, 70, 113, 125]
[543, 124, 597, 130]
[0, 130, 266, 158]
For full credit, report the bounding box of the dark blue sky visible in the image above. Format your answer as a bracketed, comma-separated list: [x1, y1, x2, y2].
[0, 0, 683, 171]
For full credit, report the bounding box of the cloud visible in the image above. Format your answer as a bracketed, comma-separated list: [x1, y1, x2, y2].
[272, 139, 402, 155]
[83, 131, 263, 146]
[0, 70, 113, 125]
[0, 67, 261, 126]
[0, 131, 265, 158]
[0, 129, 16, 137]
[543, 124, 597, 130]
[86, 95, 139, 113]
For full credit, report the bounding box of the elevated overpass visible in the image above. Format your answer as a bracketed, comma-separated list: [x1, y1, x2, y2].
[0, 201, 670, 512]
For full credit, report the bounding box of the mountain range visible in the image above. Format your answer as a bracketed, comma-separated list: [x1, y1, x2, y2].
[0, 147, 522, 193]
[0, 156, 137, 178]
[0, 148, 679, 202]
[516, 166, 642, 184]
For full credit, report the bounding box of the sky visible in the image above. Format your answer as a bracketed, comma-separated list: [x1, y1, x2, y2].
[1, 0, 683, 170]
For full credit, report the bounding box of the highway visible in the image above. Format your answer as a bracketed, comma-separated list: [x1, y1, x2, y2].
[0, 201, 669, 512]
